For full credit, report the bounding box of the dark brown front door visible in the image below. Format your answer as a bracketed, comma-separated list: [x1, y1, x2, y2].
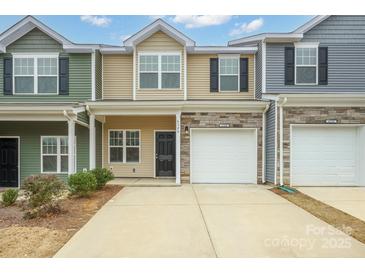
[155, 132, 175, 177]
[0, 138, 19, 188]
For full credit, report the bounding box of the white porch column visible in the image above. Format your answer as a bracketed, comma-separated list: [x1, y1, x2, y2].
[89, 114, 96, 170]
[68, 119, 76, 175]
[176, 112, 181, 184]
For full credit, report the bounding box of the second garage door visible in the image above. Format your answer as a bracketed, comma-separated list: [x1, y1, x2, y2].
[291, 126, 364, 186]
[191, 129, 257, 184]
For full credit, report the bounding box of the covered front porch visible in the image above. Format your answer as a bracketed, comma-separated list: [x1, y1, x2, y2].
[87, 102, 182, 185]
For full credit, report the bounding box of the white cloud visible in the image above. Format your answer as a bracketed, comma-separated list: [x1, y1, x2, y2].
[229, 18, 264, 36]
[172, 15, 232, 29]
[80, 15, 111, 27]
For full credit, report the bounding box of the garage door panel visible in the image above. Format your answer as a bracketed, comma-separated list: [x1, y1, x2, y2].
[292, 126, 359, 186]
[191, 129, 257, 184]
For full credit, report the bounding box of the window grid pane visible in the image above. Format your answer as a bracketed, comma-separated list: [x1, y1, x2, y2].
[140, 55, 158, 72]
[38, 57, 57, 75]
[42, 136, 69, 173]
[296, 48, 317, 66]
[14, 58, 34, 75]
[161, 55, 180, 72]
[109, 131, 123, 146]
[220, 58, 239, 75]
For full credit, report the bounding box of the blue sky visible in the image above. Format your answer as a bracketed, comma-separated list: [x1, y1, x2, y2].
[0, 15, 314, 46]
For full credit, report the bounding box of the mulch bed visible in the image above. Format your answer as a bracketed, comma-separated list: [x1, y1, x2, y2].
[271, 187, 365, 245]
[0, 185, 122, 258]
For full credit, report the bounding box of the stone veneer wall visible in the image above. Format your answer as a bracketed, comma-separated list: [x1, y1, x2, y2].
[180, 112, 263, 184]
[281, 107, 365, 184]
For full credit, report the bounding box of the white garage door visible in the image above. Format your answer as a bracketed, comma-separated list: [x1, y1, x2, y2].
[191, 129, 257, 184]
[291, 126, 362, 186]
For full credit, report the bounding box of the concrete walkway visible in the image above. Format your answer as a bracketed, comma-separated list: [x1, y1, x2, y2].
[298, 187, 365, 222]
[55, 184, 365, 258]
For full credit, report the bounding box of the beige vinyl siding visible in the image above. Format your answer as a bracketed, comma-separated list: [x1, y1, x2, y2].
[136, 31, 184, 100]
[102, 54, 133, 100]
[187, 54, 255, 100]
[103, 116, 175, 177]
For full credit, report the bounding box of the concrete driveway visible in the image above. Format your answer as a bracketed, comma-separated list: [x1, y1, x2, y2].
[298, 187, 365, 221]
[55, 184, 365, 258]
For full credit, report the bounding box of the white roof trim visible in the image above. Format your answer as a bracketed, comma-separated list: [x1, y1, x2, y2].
[124, 19, 195, 48]
[188, 46, 257, 54]
[0, 16, 99, 53]
[293, 15, 330, 34]
[100, 46, 132, 54]
[86, 100, 269, 115]
[274, 93, 365, 107]
[228, 33, 303, 46]
[228, 15, 330, 46]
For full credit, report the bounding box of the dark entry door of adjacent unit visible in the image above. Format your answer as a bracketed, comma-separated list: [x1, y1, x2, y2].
[155, 132, 176, 177]
[0, 138, 19, 188]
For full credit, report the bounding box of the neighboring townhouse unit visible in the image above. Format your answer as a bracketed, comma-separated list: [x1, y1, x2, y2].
[230, 15, 365, 187]
[0, 16, 103, 187]
[87, 19, 269, 185]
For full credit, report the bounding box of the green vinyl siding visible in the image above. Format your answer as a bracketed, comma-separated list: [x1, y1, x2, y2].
[0, 28, 92, 102]
[0, 121, 89, 184]
[77, 111, 89, 125]
[6, 28, 63, 53]
[95, 50, 102, 100]
[95, 120, 103, 168]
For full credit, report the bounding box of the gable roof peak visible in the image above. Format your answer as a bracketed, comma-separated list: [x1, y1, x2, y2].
[123, 18, 195, 48]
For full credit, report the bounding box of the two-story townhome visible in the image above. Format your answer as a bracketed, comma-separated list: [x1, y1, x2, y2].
[0, 16, 103, 188]
[87, 19, 269, 185]
[229, 15, 365, 187]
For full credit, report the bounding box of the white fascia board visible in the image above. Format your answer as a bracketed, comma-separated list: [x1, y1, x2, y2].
[100, 47, 132, 54]
[189, 47, 257, 54]
[63, 45, 99, 53]
[275, 93, 365, 107]
[86, 100, 270, 114]
[293, 15, 330, 34]
[228, 33, 303, 46]
[124, 19, 195, 47]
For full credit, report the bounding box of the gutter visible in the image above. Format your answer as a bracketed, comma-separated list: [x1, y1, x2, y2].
[261, 104, 270, 183]
[278, 97, 287, 186]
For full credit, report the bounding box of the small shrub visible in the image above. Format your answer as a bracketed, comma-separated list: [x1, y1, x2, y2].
[22, 174, 65, 209]
[90, 168, 114, 189]
[68, 171, 97, 197]
[1, 189, 18, 206]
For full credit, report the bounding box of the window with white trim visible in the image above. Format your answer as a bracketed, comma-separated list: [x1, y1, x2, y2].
[139, 53, 180, 89]
[109, 130, 140, 163]
[295, 45, 318, 85]
[41, 136, 75, 173]
[14, 55, 58, 94]
[219, 57, 239, 91]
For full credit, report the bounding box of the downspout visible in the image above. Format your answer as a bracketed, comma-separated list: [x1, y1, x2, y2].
[262, 103, 270, 183]
[278, 97, 287, 186]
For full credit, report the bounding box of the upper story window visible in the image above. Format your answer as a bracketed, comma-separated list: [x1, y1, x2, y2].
[219, 56, 239, 92]
[295, 43, 318, 85]
[139, 53, 181, 89]
[13, 54, 58, 94]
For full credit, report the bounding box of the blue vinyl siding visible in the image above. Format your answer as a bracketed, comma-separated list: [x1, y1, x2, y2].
[266, 16, 365, 93]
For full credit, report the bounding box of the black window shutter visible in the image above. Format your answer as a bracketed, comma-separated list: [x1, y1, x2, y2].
[240, 58, 248, 92]
[210, 58, 219, 92]
[284, 47, 295, 85]
[318, 47, 328, 85]
[3, 57, 13, 95]
[59, 57, 69, 95]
